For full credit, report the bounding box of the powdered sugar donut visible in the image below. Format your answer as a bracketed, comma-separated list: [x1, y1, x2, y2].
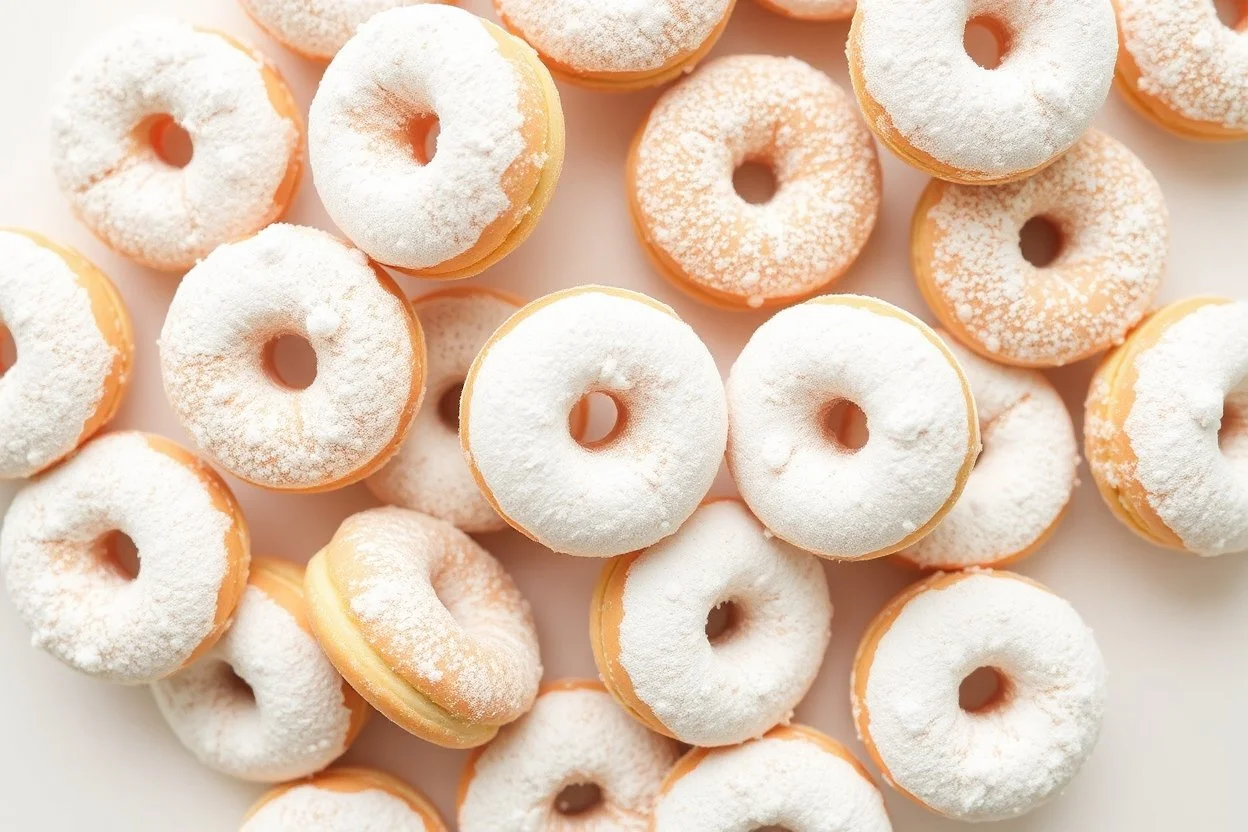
[591, 500, 831, 746]
[727, 295, 979, 561]
[238, 0, 446, 61]
[852, 571, 1107, 821]
[1086, 297, 1248, 556]
[755, 0, 855, 21]
[461, 286, 728, 557]
[912, 130, 1168, 368]
[457, 680, 680, 831]
[628, 55, 881, 310]
[847, 0, 1118, 183]
[160, 224, 424, 493]
[0, 432, 249, 683]
[242, 767, 449, 831]
[0, 230, 132, 479]
[309, 4, 564, 278]
[50, 17, 302, 272]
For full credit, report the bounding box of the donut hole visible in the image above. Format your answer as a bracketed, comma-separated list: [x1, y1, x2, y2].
[963, 16, 1011, 70]
[705, 600, 743, 644]
[1220, 389, 1248, 455]
[0, 324, 15, 376]
[733, 160, 778, 205]
[144, 115, 194, 168]
[1019, 216, 1064, 268]
[1215, 0, 1248, 30]
[959, 666, 1011, 713]
[217, 662, 256, 705]
[438, 382, 465, 431]
[821, 399, 869, 453]
[96, 531, 140, 581]
[554, 782, 603, 817]
[405, 113, 441, 165]
[573, 391, 626, 448]
[264, 334, 318, 391]
[753, 827, 794, 832]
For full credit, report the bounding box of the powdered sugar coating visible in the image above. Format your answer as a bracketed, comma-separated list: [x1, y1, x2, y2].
[239, 0, 440, 60]
[760, 0, 855, 20]
[243, 784, 429, 831]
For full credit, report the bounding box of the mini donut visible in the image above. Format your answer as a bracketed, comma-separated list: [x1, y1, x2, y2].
[895, 333, 1078, 570]
[628, 55, 881, 310]
[1086, 297, 1248, 556]
[241, 767, 449, 831]
[1113, 0, 1248, 141]
[912, 130, 1168, 368]
[727, 294, 979, 561]
[493, 0, 735, 91]
[754, 0, 855, 21]
[847, 0, 1118, 183]
[0, 229, 132, 479]
[50, 17, 302, 272]
[852, 570, 1107, 821]
[461, 285, 728, 558]
[590, 500, 831, 746]
[653, 724, 892, 831]
[457, 680, 680, 831]
[160, 224, 425, 493]
[304, 507, 542, 748]
[0, 432, 249, 683]
[309, 4, 564, 278]
[237, 0, 450, 61]
[152, 558, 369, 782]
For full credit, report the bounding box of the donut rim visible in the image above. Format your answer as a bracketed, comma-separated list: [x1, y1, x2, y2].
[242, 766, 449, 830]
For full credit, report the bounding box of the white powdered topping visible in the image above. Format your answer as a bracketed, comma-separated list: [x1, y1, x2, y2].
[159, 224, 418, 491]
[0, 232, 118, 478]
[727, 297, 974, 559]
[922, 130, 1168, 366]
[1124, 302, 1248, 555]
[0, 432, 234, 682]
[464, 288, 727, 557]
[616, 501, 832, 746]
[854, 0, 1117, 176]
[763, 0, 855, 19]
[459, 685, 680, 831]
[862, 573, 1107, 821]
[240, 0, 438, 60]
[633, 55, 879, 307]
[50, 17, 298, 272]
[243, 785, 428, 831]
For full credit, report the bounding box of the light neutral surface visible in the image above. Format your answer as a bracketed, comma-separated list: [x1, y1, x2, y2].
[1, 1, 1245, 829]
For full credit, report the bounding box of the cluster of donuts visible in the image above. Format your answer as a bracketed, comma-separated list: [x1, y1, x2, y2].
[1, 0, 1245, 829]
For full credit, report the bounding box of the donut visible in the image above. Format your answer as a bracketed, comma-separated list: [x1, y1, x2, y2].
[151, 557, 369, 782]
[457, 680, 680, 831]
[754, 0, 855, 21]
[159, 224, 425, 493]
[1086, 297, 1248, 556]
[852, 571, 1107, 821]
[895, 334, 1078, 570]
[727, 294, 979, 561]
[242, 767, 449, 831]
[590, 500, 831, 746]
[652, 724, 892, 831]
[847, 0, 1118, 183]
[304, 507, 541, 748]
[309, 4, 564, 278]
[1113, 0, 1248, 140]
[628, 55, 881, 310]
[912, 130, 1168, 368]
[493, 0, 735, 91]
[0, 229, 133, 479]
[0, 432, 249, 683]
[461, 286, 728, 558]
[237, 0, 449, 61]
[50, 17, 302, 273]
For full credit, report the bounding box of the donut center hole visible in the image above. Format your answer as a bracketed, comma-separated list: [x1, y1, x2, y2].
[97, 531, 140, 581]
[1215, 0, 1248, 29]
[145, 115, 194, 168]
[821, 399, 869, 453]
[733, 160, 778, 205]
[219, 663, 256, 704]
[264, 334, 318, 391]
[405, 113, 441, 165]
[963, 16, 1011, 69]
[573, 391, 625, 448]
[555, 782, 603, 816]
[0, 324, 15, 377]
[959, 666, 1010, 713]
[1220, 390, 1248, 454]
[438, 382, 465, 431]
[705, 600, 743, 644]
[1019, 216, 1064, 267]
[753, 827, 794, 832]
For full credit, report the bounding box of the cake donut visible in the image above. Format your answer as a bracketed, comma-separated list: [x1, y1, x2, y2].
[238, 0, 447, 61]
[160, 224, 424, 493]
[1086, 297, 1248, 556]
[912, 130, 1168, 368]
[628, 55, 881, 310]
[457, 680, 680, 831]
[242, 767, 449, 831]
[653, 725, 892, 831]
[847, 0, 1118, 183]
[309, 4, 564, 278]
[152, 558, 369, 782]
[50, 17, 302, 272]
[493, 0, 735, 91]
[305, 507, 542, 748]
[0, 229, 132, 479]
[727, 295, 979, 560]
[461, 286, 728, 557]
[754, 0, 855, 21]
[0, 432, 249, 683]
[590, 500, 831, 746]
[852, 571, 1107, 821]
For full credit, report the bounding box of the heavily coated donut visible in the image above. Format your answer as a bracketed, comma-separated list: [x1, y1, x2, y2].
[1086, 297, 1248, 556]
[628, 55, 881, 310]
[309, 4, 564, 278]
[50, 17, 302, 272]
[847, 0, 1118, 183]
[0, 229, 132, 479]
[727, 294, 979, 560]
[242, 767, 449, 831]
[0, 432, 249, 683]
[912, 130, 1168, 367]
[160, 224, 425, 493]
[238, 0, 447, 61]
[755, 0, 855, 21]
[590, 500, 831, 746]
[852, 571, 1107, 821]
